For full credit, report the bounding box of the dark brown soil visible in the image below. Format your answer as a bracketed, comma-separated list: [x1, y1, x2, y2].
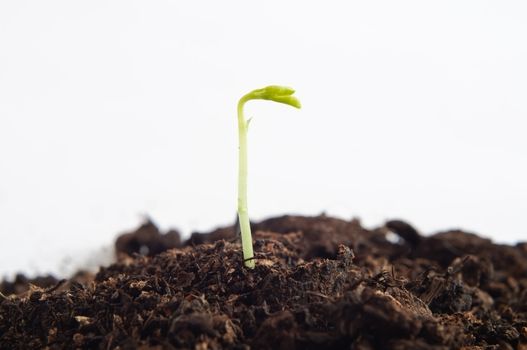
[1, 214, 527, 349]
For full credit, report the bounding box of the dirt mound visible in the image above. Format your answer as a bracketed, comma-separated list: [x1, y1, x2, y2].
[1, 215, 526, 349]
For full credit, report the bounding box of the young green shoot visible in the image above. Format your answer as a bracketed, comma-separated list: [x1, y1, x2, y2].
[237, 85, 301, 268]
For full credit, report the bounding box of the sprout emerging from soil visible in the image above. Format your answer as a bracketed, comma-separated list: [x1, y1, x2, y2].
[237, 86, 301, 268]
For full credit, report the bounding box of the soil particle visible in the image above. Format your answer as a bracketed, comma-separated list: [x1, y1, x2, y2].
[1, 215, 526, 349]
[0, 274, 58, 296]
[115, 219, 181, 257]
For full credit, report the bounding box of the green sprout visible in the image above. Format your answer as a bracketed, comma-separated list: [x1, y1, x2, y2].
[237, 85, 301, 268]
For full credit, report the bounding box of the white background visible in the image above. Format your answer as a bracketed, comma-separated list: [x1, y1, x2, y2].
[1, 1, 526, 278]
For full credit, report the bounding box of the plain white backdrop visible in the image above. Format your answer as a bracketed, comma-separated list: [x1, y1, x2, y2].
[1, 1, 526, 278]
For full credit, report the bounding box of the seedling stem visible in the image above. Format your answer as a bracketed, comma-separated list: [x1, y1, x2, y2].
[237, 86, 301, 268]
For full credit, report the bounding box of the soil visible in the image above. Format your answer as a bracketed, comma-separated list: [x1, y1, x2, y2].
[1, 214, 527, 349]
